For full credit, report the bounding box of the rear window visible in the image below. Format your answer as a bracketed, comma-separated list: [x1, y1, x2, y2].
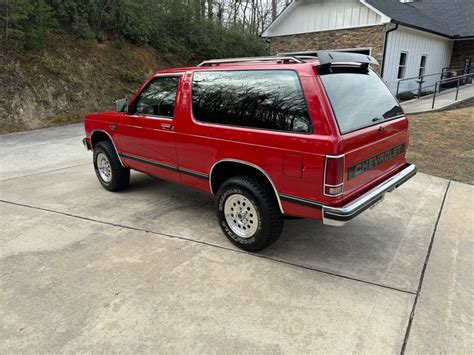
[192, 70, 312, 133]
[320, 68, 403, 134]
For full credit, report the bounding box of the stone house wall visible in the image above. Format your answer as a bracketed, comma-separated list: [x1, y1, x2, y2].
[268, 25, 386, 72]
[450, 40, 474, 70]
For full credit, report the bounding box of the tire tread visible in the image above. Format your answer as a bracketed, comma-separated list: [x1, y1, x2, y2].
[94, 141, 130, 191]
[217, 175, 283, 251]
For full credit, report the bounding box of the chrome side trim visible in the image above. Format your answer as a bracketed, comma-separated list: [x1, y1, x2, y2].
[322, 164, 417, 226]
[118, 152, 208, 179]
[179, 167, 209, 179]
[279, 194, 323, 210]
[120, 153, 178, 171]
[90, 130, 125, 167]
[209, 159, 284, 214]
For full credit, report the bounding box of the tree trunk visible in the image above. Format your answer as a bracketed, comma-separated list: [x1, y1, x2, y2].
[5, 0, 9, 43]
[233, 0, 240, 26]
[201, 0, 206, 17]
[251, 0, 256, 32]
[217, 3, 223, 25]
[207, 0, 213, 20]
[242, 0, 249, 29]
[272, 0, 277, 20]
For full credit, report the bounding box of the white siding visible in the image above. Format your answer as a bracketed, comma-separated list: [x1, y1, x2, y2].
[263, 0, 382, 37]
[383, 26, 453, 94]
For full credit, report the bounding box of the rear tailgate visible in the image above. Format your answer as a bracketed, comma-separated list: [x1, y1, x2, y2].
[342, 117, 408, 200]
[319, 66, 409, 201]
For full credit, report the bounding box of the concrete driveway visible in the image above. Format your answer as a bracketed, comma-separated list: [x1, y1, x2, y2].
[1, 124, 472, 353]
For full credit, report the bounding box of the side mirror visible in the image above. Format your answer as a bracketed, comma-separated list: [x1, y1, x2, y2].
[128, 104, 136, 115]
[115, 98, 128, 112]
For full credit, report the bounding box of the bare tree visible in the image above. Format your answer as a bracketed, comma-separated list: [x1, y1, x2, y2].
[4, 0, 9, 43]
[194, 0, 288, 37]
[207, 0, 213, 19]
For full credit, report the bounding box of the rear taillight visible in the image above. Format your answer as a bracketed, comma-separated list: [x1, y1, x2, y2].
[324, 155, 345, 197]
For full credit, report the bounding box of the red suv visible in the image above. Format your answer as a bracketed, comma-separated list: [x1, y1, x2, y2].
[83, 52, 416, 251]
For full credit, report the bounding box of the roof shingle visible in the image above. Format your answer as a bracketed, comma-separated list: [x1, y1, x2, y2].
[366, 0, 474, 38]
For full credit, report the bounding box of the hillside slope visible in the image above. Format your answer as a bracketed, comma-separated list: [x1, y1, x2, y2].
[0, 36, 182, 133]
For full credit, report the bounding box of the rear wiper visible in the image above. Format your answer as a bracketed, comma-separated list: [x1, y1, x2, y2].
[372, 114, 404, 122]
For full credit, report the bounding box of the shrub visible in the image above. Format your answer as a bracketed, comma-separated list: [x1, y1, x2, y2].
[420, 91, 434, 97]
[119, 69, 141, 83]
[398, 92, 415, 101]
[1, 0, 266, 61]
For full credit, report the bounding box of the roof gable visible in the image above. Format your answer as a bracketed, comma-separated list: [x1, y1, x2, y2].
[263, 0, 474, 39]
[262, 0, 384, 37]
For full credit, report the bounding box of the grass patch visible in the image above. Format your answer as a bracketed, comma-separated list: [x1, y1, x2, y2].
[119, 69, 141, 83]
[407, 105, 474, 184]
[50, 114, 83, 126]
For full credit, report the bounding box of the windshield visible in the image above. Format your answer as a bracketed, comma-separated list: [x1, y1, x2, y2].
[320, 68, 404, 134]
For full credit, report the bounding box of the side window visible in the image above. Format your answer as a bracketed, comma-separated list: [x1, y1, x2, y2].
[397, 51, 408, 79]
[192, 70, 312, 133]
[135, 76, 179, 118]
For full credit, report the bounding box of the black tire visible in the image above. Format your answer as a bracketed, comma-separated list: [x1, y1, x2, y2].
[216, 175, 284, 252]
[93, 141, 130, 191]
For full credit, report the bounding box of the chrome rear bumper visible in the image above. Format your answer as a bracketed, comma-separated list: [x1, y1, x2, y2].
[322, 164, 417, 226]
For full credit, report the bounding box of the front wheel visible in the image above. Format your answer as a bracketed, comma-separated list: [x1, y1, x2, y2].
[93, 141, 130, 191]
[216, 176, 284, 252]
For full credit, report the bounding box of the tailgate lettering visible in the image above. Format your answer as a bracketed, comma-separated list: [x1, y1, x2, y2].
[348, 144, 405, 180]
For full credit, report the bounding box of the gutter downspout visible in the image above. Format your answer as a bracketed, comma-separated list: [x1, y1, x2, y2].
[381, 23, 398, 78]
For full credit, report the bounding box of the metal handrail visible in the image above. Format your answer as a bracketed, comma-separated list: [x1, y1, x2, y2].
[431, 73, 473, 109]
[396, 67, 466, 97]
[198, 56, 304, 67]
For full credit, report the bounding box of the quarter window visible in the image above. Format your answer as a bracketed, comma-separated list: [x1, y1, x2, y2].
[397, 52, 408, 79]
[419, 55, 427, 77]
[135, 76, 179, 118]
[192, 70, 312, 133]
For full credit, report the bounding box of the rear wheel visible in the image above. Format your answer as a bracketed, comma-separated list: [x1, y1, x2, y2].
[216, 176, 284, 252]
[93, 141, 130, 191]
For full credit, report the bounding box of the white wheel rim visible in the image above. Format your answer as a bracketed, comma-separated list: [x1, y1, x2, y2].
[224, 194, 259, 238]
[97, 152, 112, 183]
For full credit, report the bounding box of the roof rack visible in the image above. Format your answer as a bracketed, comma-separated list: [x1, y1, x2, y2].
[197, 56, 304, 67]
[293, 55, 319, 60]
[197, 52, 379, 68]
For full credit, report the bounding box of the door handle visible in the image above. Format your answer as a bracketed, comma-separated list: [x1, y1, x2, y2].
[161, 123, 173, 130]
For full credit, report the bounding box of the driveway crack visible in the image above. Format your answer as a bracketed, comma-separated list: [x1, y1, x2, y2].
[1, 198, 417, 297]
[0, 163, 91, 182]
[400, 180, 451, 354]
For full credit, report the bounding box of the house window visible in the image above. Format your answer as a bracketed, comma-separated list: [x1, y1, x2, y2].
[398, 52, 408, 79]
[419, 55, 427, 77]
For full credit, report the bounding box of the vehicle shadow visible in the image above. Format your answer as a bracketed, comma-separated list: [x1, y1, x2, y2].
[124, 173, 417, 291]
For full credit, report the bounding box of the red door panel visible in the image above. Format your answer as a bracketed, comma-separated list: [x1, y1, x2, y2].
[118, 115, 180, 183]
